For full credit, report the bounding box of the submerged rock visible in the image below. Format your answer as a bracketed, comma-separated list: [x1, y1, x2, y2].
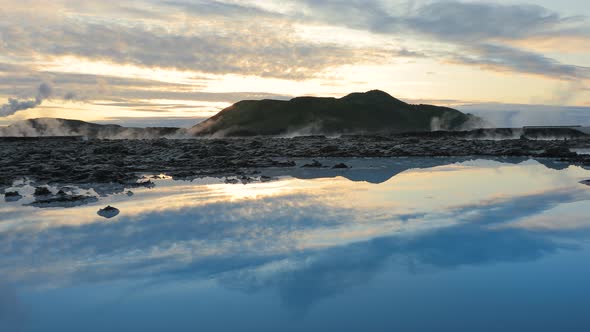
[98, 206, 120, 219]
[126, 191, 134, 197]
[332, 163, 350, 169]
[34, 186, 52, 196]
[260, 175, 273, 182]
[272, 160, 296, 167]
[224, 178, 240, 185]
[4, 191, 22, 202]
[303, 160, 323, 168]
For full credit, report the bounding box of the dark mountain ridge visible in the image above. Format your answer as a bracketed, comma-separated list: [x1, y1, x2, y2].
[190, 90, 483, 136]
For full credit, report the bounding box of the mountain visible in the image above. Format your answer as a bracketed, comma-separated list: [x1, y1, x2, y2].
[190, 90, 482, 136]
[0, 118, 180, 139]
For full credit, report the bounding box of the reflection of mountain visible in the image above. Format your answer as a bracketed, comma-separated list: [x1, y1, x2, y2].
[267, 157, 548, 184]
[535, 158, 571, 171]
[274, 157, 472, 184]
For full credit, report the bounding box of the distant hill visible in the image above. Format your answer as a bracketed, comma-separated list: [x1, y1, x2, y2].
[190, 90, 483, 136]
[0, 118, 180, 139]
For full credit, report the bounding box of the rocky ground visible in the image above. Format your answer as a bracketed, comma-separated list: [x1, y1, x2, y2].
[1, 135, 590, 192]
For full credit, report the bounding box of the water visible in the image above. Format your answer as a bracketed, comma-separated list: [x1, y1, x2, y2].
[1, 158, 590, 331]
[573, 148, 590, 155]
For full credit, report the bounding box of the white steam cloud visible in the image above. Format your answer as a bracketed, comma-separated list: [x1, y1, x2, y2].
[0, 83, 53, 117]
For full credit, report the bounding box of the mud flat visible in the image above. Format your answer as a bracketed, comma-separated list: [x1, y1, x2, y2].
[1, 135, 589, 190]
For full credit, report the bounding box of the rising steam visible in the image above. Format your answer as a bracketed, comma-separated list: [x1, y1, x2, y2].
[0, 83, 53, 117]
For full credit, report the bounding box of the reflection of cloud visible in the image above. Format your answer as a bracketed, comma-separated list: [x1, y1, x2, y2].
[1, 158, 590, 313]
[218, 222, 571, 312]
[449, 187, 589, 226]
[0, 284, 25, 332]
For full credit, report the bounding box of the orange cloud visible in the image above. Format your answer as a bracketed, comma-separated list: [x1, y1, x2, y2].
[503, 36, 590, 54]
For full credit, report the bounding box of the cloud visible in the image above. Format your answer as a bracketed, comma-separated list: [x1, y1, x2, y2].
[447, 43, 590, 80]
[405, 1, 585, 42]
[405, 2, 590, 80]
[1, 0, 590, 116]
[288, 0, 590, 80]
[0, 7, 378, 80]
[393, 48, 428, 58]
[0, 64, 294, 108]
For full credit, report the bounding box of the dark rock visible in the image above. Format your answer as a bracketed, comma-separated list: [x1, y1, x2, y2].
[29, 165, 43, 173]
[90, 168, 134, 184]
[136, 179, 155, 188]
[0, 176, 12, 187]
[239, 176, 254, 184]
[225, 178, 240, 184]
[98, 206, 120, 219]
[29, 194, 98, 208]
[34, 187, 52, 196]
[272, 160, 296, 167]
[540, 146, 577, 158]
[320, 145, 339, 153]
[303, 160, 323, 168]
[332, 163, 350, 169]
[4, 191, 22, 202]
[581, 180, 590, 186]
[93, 144, 129, 155]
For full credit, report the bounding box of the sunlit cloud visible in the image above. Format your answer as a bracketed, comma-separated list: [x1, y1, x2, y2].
[0, 0, 589, 123]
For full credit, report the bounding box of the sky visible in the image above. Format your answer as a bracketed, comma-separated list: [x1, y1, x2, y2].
[1, 0, 590, 127]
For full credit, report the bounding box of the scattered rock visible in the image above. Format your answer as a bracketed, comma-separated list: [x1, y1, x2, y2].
[126, 191, 134, 197]
[303, 160, 323, 168]
[320, 145, 339, 153]
[332, 163, 349, 169]
[98, 206, 120, 219]
[34, 187, 52, 196]
[2, 134, 590, 190]
[581, 180, 590, 186]
[260, 175, 273, 182]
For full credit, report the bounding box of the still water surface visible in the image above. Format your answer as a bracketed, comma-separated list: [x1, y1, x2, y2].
[1, 158, 590, 331]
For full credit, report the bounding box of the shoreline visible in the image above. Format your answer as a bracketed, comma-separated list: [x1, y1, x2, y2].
[1, 135, 589, 190]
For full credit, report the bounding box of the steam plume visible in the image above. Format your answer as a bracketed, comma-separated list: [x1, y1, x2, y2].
[0, 83, 53, 117]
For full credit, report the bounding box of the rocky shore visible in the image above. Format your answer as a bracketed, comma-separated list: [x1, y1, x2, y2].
[1, 135, 589, 190]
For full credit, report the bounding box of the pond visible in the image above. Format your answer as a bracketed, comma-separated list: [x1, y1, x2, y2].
[1, 158, 590, 331]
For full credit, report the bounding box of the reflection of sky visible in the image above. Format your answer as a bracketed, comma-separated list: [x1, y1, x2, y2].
[1, 158, 590, 331]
